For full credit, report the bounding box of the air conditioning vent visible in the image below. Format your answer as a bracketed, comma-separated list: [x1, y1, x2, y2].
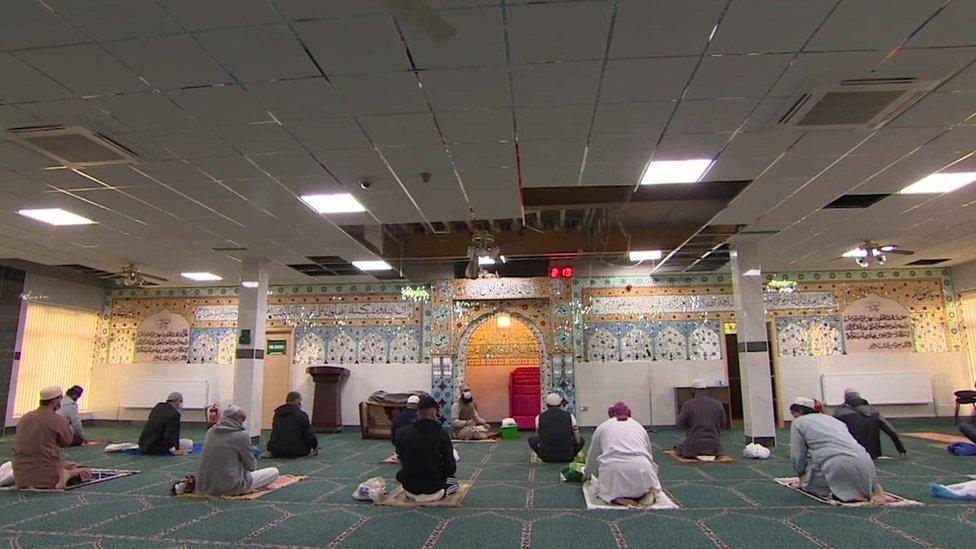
[770, 75, 944, 130]
[8, 126, 138, 167]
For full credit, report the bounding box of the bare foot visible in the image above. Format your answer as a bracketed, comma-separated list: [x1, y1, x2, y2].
[613, 497, 640, 508]
[639, 491, 657, 506]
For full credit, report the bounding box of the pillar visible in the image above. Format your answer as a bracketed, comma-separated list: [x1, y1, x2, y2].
[233, 257, 269, 441]
[729, 241, 777, 445]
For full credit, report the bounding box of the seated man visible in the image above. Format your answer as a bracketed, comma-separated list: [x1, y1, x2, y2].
[833, 388, 907, 459]
[197, 405, 279, 496]
[391, 395, 420, 445]
[395, 395, 459, 502]
[13, 386, 92, 489]
[57, 385, 86, 447]
[267, 392, 319, 458]
[674, 379, 726, 459]
[529, 392, 584, 462]
[450, 385, 493, 440]
[790, 396, 880, 502]
[139, 392, 192, 455]
[584, 402, 662, 506]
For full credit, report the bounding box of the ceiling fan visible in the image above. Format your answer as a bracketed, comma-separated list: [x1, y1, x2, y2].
[372, 0, 457, 42]
[841, 240, 913, 267]
[100, 264, 168, 287]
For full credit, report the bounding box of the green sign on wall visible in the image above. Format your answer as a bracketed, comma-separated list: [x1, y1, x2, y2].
[267, 340, 287, 356]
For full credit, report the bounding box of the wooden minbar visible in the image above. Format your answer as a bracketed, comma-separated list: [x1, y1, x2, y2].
[307, 365, 350, 432]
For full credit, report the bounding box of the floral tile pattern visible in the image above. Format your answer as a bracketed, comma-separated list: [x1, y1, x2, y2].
[357, 332, 388, 363]
[188, 333, 218, 363]
[389, 331, 422, 363]
[586, 327, 619, 362]
[107, 331, 135, 364]
[689, 325, 722, 360]
[295, 332, 325, 365]
[620, 329, 653, 361]
[655, 326, 687, 360]
[809, 321, 843, 356]
[777, 321, 810, 357]
[327, 331, 357, 364]
[913, 315, 948, 353]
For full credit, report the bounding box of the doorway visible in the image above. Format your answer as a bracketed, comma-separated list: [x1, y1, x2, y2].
[262, 328, 294, 429]
[464, 313, 541, 422]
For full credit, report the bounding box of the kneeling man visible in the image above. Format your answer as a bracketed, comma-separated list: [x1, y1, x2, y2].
[674, 379, 726, 459]
[267, 392, 319, 458]
[395, 395, 459, 502]
[529, 393, 584, 462]
[14, 386, 91, 489]
[790, 396, 880, 502]
[197, 405, 279, 496]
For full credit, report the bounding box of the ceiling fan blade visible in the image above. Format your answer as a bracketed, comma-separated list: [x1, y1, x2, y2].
[373, 0, 457, 42]
[885, 249, 914, 255]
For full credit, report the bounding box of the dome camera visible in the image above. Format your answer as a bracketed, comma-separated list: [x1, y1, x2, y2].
[360, 179, 372, 189]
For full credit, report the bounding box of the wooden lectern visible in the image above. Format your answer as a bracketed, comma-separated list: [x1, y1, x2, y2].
[307, 366, 350, 432]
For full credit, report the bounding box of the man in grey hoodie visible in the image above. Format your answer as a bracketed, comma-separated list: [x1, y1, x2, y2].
[197, 405, 279, 496]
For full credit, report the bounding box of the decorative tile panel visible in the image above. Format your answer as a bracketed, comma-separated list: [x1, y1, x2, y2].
[655, 327, 687, 360]
[689, 325, 722, 360]
[357, 332, 388, 364]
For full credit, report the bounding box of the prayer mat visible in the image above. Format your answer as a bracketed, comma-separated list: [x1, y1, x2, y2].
[530, 451, 585, 464]
[0, 469, 139, 491]
[582, 480, 679, 511]
[380, 454, 399, 464]
[452, 438, 496, 443]
[903, 432, 970, 445]
[179, 475, 307, 501]
[375, 481, 473, 507]
[114, 442, 205, 455]
[662, 449, 736, 464]
[80, 439, 110, 447]
[773, 478, 923, 507]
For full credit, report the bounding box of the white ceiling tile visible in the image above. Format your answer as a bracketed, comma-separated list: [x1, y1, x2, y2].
[91, 92, 198, 131]
[420, 66, 510, 110]
[591, 101, 672, 138]
[707, 0, 835, 54]
[888, 91, 976, 128]
[330, 72, 427, 115]
[156, 0, 281, 31]
[211, 124, 302, 155]
[465, 169, 521, 220]
[686, 54, 793, 99]
[653, 132, 730, 160]
[0, 142, 60, 170]
[0, 105, 38, 126]
[312, 148, 391, 186]
[707, 132, 803, 181]
[17, 98, 133, 134]
[381, 145, 454, 177]
[294, 16, 409, 75]
[610, 0, 725, 58]
[518, 139, 585, 188]
[273, 0, 384, 19]
[47, 0, 181, 41]
[143, 127, 238, 159]
[190, 156, 269, 182]
[668, 98, 759, 133]
[600, 57, 698, 103]
[907, 1, 976, 47]
[18, 44, 148, 96]
[0, 53, 73, 103]
[942, 60, 976, 92]
[808, 0, 946, 51]
[359, 113, 441, 147]
[167, 85, 269, 126]
[136, 160, 213, 185]
[409, 184, 471, 223]
[924, 126, 976, 154]
[194, 25, 318, 82]
[511, 62, 601, 107]
[109, 132, 176, 162]
[451, 142, 516, 171]
[354, 189, 424, 223]
[768, 51, 881, 97]
[507, 2, 613, 63]
[0, 0, 85, 50]
[277, 174, 343, 196]
[403, 7, 505, 69]
[104, 35, 230, 89]
[245, 78, 344, 121]
[82, 165, 158, 188]
[248, 151, 330, 180]
[437, 109, 514, 143]
[287, 117, 371, 150]
[516, 105, 593, 142]
[580, 136, 651, 186]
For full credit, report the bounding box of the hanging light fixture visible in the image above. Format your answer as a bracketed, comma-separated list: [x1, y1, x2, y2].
[496, 313, 512, 329]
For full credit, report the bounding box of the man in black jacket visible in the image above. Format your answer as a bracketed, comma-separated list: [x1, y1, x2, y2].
[138, 392, 186, 455]
[833, 388, 907, 459]
[394, 395, 458, 502]
[529, 393, 584, 462]
[267, 392, 319, 458]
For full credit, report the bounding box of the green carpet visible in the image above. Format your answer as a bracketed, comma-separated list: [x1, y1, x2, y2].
[1, 421, 974, 548]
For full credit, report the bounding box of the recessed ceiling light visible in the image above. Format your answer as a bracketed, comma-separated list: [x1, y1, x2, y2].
[478, 256, 495, 265]
[299, 193, 366, 213]
[352, 260, 392, 271]
[640, 159, 713, 185]
[181, 272, 222, 281]
[629, 250, 663, 261]
[898, 172, 976, 194]
[842, 248, 868, 258]
[16, 208, 94, 226]
[241, 281, 259, 288]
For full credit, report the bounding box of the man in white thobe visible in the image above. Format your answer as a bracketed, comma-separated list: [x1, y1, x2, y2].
[583, 402, 661, 505]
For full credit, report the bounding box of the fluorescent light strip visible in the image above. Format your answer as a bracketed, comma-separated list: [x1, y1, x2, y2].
[899, 172, 976, 194]
[16, 208, 94, 226]
[640, 159, 713, 185]
[352, 260, 392, 271]
[629, 250, 663, 261]
[299, 193, 366, 213]
[181, 272, 222, 281]
[241, 281, 259, 288]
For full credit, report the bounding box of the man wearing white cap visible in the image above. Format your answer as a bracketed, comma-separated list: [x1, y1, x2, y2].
[13, 386, 92, 489]
[138, 392, 192, 455]
[674, 379, 726, 459]
[789, 396, 880, 502]
[391, 394, 421, 445]
[197, 405, 279, 496]
[529, 393, 584, 462]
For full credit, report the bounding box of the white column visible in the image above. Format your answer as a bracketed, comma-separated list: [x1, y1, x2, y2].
[729, 241, 777, 444]
[233, 257, 269, 440]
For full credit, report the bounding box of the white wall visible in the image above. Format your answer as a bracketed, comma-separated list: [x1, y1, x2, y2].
[574, 359, 726, 427]
[952, 259, 976, 293]
[776, 352, 971, 419]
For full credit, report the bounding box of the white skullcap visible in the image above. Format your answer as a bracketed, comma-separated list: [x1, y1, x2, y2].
[406, 395, 420, 404]
[40, 386, 62, 400]
[792, 396, 817, 409]
[545, 393, 563, 406]
[690, 378, 707, 389]
[222, 404, 244, 418]
[166, 392, 183, 402]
